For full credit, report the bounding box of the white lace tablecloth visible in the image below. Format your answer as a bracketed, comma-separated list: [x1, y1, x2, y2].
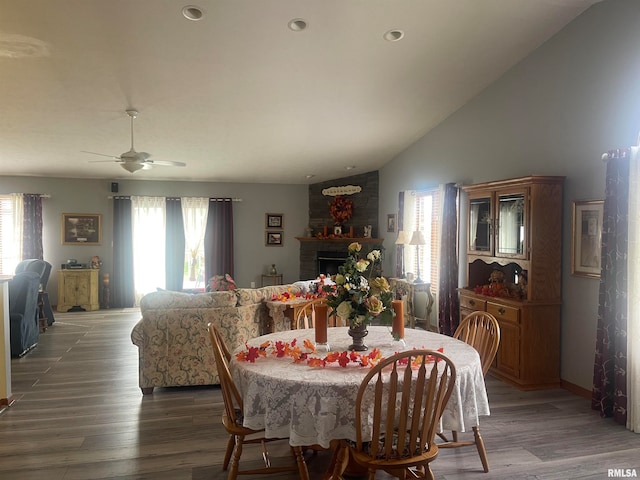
[230, 326, 489, 449]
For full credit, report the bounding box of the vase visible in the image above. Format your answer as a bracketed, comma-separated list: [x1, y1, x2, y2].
[348, 323, 368, 351]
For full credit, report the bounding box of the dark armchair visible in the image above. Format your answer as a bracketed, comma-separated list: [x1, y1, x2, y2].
[15, 259, 55, 326]
[9, 270, 41, 357]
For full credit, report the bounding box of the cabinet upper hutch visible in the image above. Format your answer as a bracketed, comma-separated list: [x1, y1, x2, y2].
[460, 175, 564, 389]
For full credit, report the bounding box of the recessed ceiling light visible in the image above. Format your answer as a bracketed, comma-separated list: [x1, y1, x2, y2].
[345, 166, 356, 171]
[182, 5, 204, 21]
[288, 19, 308, 32]
[305, 174, 315, 179]
[384, 29, 404, 42]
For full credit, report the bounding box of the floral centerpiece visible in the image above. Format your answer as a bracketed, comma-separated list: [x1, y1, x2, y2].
[323, 242, 394, 350]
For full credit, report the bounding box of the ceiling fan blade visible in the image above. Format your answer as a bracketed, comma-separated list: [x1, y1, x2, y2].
[82, 150, 121, 160]
[145, 160, 186, 167]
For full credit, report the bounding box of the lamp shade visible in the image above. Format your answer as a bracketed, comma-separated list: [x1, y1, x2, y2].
[395, 230, 409, 245]
[409, 230, 426, 246]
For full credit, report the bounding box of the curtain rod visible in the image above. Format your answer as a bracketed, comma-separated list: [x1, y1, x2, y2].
[107, 196, 242, 201]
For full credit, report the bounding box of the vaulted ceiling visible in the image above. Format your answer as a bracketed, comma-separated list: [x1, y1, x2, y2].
[0, 0, 600, 183]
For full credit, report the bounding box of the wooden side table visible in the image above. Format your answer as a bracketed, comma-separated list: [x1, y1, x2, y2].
[261, 274, 283, 287]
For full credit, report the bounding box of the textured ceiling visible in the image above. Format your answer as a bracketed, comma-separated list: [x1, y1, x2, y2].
[0, 0, 600, 184]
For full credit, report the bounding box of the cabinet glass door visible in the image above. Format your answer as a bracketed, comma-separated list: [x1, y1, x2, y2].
[497, 192, 527, 257]
[468, 196, 492, 254]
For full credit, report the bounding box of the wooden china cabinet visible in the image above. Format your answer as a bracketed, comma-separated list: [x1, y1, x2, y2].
[459, 176, 564, 389]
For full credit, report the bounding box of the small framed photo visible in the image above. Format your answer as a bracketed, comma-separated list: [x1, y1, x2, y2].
[62, 213, 102, 245]
[387, 214, 397, 233]
[266, 213, 284, 229]
[334, 225, 342, 235]
[572, 200, 604, 278]
[266, 230, 283, 246]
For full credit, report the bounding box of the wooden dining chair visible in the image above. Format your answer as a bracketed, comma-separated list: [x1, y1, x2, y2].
[207, 324, 310, 480]
[331, 349, 456, 480]
[437, 311, 500, 473]
[295, 298, 333, 329]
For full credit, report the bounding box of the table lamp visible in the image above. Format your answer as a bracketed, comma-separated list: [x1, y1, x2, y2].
[395, 230, 409, 278]
[409, 230, 426, 283]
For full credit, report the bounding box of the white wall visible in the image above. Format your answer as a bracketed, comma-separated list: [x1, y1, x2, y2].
[0, 176, 308, 303]
[379, 0, 640, 390]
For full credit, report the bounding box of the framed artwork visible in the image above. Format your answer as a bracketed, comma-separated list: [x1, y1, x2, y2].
[266, 213, 284, 229]
[571, 200, 604, 278]
[387, 214, 397, 233]
[266, 230, 283, 246]
[62, 213, 102, 245]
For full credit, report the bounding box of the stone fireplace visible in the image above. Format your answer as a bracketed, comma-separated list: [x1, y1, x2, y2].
[298, 171, 382, 280]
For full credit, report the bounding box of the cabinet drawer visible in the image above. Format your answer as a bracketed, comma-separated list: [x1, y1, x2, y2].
[487, 302, 519, 323]
[460, 295, 486, 311]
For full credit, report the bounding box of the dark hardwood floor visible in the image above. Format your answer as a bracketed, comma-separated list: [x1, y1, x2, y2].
[0, 309, 638, 480]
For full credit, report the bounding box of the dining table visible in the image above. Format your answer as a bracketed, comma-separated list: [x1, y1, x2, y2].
[230, 325, 490, 450]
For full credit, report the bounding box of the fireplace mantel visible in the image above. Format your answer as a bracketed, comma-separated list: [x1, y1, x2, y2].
[296, 237, 384, 244]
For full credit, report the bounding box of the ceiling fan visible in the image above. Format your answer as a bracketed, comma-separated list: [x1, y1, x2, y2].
[83, 109, 186, 173]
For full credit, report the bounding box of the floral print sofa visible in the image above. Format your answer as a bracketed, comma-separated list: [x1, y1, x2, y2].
[130, 284, 302, 394]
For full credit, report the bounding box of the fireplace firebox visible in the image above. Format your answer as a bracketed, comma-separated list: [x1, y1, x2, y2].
[317, 251, 348, 276]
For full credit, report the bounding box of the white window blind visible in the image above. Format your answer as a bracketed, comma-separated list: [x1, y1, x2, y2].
[0, 194, 23, 274]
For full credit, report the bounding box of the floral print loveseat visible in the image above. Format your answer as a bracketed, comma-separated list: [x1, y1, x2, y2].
[130, 284, 302, 394]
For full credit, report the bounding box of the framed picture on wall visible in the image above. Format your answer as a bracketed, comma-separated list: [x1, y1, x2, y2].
[266, 230, 283, 246]
[62, 213, 102, 245]
[387, 214, 397, 233]
[571, 200, 603, 278]
[266, 213, 284, 229]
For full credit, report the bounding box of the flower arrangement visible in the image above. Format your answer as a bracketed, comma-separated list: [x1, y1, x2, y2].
[322, 242, 394, 328]
[329, 195, 353, 225]
[207, 273, 236, 291]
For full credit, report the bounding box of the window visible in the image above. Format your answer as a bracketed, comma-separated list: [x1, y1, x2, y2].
[131, 196, 166, 304]
[0, 194, 23, 275]
[403, 188, 441, 290]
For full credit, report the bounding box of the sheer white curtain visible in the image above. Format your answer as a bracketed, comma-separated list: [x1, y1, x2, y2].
[181, 197, 208, 288]
[131, 196, 166, 304]
[628, 147, 640, 432]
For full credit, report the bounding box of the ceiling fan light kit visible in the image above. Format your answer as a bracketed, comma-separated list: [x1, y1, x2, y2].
[84, 109, 186, 173]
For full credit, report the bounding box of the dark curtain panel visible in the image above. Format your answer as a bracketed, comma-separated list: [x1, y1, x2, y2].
[22, 194, 43, 260]
[438, 183, 459, 336]
[165, 197, 185, 291]
[204, 198, 234, 282]
[592, 149, 629, 425]
[396, 191, 405, 278]
[112, 196, 135, 308]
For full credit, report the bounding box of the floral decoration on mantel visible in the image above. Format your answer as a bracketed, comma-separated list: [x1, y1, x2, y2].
[329, 195, 353, 225]
[235, 338, 445, 368]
